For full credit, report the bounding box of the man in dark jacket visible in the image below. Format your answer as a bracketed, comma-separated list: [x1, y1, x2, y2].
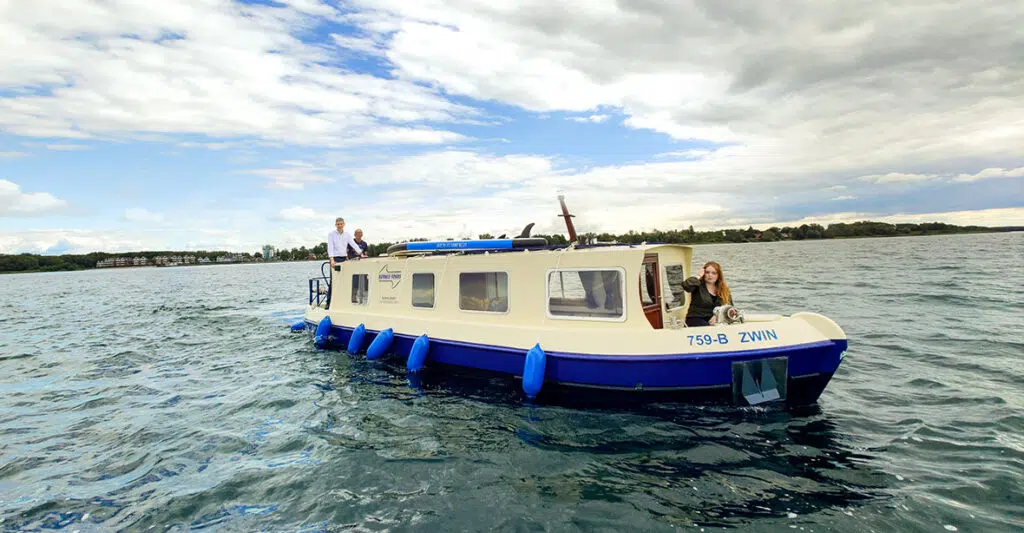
[348, 228, 370, 259]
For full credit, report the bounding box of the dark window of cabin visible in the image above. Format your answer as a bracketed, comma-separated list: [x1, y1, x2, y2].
[412, 273, 434, 308]
[351, 274, 369, 305]
[640, 262, 657, 305]
[663, 264, 686, 309]
[547, 270, 624, 319]
[459, 272, 508, 312]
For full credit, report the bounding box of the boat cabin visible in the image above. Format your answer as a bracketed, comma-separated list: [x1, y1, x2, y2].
[317, 244, 694, 330]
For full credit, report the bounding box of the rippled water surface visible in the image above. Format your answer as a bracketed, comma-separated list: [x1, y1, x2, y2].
[1, 233, 1022, 532]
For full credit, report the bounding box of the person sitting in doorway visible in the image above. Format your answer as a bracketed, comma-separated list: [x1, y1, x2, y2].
[348, 228, 370, 260]
[682, 261, 733, 327]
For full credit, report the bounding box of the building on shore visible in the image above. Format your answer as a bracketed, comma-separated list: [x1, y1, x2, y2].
[96, 253, 247, 268]
[96, 256, 152, 268]
[153, 255, 197, 266]
[262, 245, 275, 261]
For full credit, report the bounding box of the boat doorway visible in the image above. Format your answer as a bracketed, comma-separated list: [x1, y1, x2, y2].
[640, 253, 663, 329]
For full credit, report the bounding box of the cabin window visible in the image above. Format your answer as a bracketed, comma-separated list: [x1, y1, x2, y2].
[547, 269, 625, 320]
[640, 262, 658, 306]
[663, 264, 686, 310]
[412, 273, 434, 308]
[351, 274, 369, 305]
[459, 272, 508, 313]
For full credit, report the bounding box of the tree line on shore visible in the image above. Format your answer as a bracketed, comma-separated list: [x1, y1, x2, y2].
[1, 220, 1017, 273]
[571, 220, 1017, 245]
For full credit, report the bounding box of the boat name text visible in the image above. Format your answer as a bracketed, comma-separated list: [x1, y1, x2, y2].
[687, 329, 779, 346]
[740, 329, 779, 343]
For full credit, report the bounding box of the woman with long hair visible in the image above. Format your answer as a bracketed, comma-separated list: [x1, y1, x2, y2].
[682, 261, 732, 327]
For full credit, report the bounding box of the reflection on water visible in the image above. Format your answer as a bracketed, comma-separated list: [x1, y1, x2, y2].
[303, 354, 890, 531]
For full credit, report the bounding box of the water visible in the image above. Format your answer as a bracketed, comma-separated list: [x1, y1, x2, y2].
[1, 233, 1021, 532]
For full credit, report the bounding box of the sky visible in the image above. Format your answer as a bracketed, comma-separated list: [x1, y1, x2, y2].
[1, 0, 1022, 255]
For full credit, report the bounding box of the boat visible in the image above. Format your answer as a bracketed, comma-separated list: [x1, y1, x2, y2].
[295, 197, 847, 406]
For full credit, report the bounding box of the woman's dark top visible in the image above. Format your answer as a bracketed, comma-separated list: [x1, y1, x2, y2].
[682, 276, 725, 319]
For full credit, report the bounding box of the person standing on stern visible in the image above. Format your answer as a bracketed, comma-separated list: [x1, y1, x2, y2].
[682, 261, 733, 327]
[328, 217, 367, 271]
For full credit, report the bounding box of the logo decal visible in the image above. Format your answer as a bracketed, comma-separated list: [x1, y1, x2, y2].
[377, 264, 402, 289]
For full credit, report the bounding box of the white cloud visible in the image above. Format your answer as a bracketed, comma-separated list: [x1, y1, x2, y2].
[276, 206, 326, 221]
[247, 161, 334, 189]
[0, 151, 28, 158]
[346, 150, 559, 190]
[343, 0, 1023, 181]
[1, 209, 302, 254]
[178, 141, 253, 151]
[44, 144, 91, 151]
[319, 150, 744, 239]
[0, 228, 224, 255]
[0, 0, 473, 147]
[356, 127, 467, 145]
[655, 149, 713, 160]
[0, 179, 68, 216]
[859, 172, 938, 184]
[953, 166, 1024, 182]
[332, 33, 388, 55]
[823, 185, 847, 192]
[280, 0, 339, 17]
[569, 114, 610, 123]
[0, 230, 141, 255]
[123, 207, 163, 223]
[316, 150, 1023, 241]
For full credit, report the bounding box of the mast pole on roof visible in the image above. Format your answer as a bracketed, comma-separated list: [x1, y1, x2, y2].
[558, 195, 579, 244]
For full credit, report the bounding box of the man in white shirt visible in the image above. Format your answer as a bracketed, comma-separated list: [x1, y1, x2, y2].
[328, 217, 367, 270]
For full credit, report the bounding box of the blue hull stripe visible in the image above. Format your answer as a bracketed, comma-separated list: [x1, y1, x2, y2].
[309, 322, 846, 391]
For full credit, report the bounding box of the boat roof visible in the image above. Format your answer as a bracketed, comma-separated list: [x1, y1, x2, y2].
[382, 241, 691, 258]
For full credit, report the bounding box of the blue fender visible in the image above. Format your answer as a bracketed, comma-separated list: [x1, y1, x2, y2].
[313, 316, 332, 348]
[347, 323, 366, 354]
[366, 328, 394, 360]
[522, 343, 546, 399]
[290, 320, 307, 332]
[407, 334, 430, 373]
[406, 372, 424, 391]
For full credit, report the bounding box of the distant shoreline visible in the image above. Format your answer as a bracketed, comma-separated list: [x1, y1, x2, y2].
[3, 225, 1018, 275]
[697, 227, 1021, 243]
[0, 258, 323, 275]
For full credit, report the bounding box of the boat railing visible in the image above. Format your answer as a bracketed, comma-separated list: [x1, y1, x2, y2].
[308, 277, 329, 308]
[309, 261, 332, 308]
